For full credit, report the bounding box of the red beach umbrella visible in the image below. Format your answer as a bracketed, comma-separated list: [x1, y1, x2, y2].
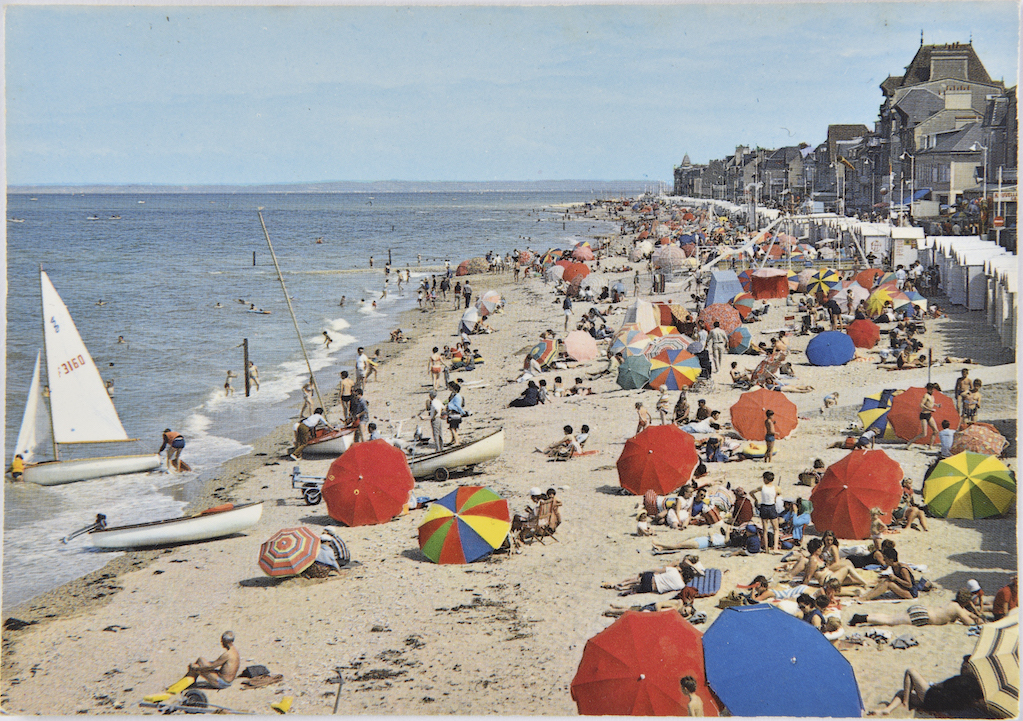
[617, 425, 699, 496]
[845, 319, 881, 349]
[562, 263, 591, 284]
[951, 422, 1008, 457]
[887, 387, 959, 444]
[809, 450, 903, 539]
[571, 610, 720, 716]
[322, 440, 415, 527]
[855, 268, 884, 288]
[698, 304, 742, 335]
[729, 388, 798, 441]
[258, 526, 321, 577]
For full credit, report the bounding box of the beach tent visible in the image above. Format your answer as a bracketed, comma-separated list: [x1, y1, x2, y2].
[571, 610, 720, 716]
[616, 425, 699, 496]
[706, 270, 744, 306]
[749, 269, 789, 300]
[805, 331, 856, 366]
[703, 605, 863, 717]
[809, 450, 903, 539]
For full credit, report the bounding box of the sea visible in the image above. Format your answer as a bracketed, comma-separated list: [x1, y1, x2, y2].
[3, 189, 621, 611]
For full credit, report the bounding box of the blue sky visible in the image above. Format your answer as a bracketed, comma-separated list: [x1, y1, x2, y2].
[5, 2, 1019, 185]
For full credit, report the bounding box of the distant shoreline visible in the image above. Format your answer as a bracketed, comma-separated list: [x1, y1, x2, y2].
[8, 180, 663, 195]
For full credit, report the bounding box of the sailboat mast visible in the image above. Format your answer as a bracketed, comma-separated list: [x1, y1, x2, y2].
[257, 210, 325, 410]
[39, 267, 60, 460]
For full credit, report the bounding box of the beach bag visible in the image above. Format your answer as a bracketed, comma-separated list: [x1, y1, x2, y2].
[701, 507, 721, 525]
[717, 591, 748, 609]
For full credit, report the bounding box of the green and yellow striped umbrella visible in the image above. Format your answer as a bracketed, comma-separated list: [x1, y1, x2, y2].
[924, 452, 1017, 519]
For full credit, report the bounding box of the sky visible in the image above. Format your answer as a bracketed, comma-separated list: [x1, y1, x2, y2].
[5, 2, 1020, 186]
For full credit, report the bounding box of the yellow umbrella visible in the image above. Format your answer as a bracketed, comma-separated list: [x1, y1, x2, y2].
[966, 613, 1018, 718]
[866, 289, 893, 317]
[923, 452, 1017, 519]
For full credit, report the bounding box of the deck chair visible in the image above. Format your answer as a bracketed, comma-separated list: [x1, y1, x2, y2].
[518, 499, 560, 545]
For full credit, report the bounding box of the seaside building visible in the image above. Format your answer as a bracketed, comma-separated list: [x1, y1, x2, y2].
[672, 39, 1017, 249]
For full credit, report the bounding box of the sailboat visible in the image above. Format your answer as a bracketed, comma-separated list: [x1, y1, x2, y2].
[14, 271, 161, 486]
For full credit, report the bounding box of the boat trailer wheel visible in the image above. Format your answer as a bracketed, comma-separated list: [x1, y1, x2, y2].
[433, 467, 449, 481]
[181, 689, 208, 709]
[303, 487, 323, 506]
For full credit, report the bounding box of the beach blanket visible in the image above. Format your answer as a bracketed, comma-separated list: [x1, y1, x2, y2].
[686, 568, 722, 598]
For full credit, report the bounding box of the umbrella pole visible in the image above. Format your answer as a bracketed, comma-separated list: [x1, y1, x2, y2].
[258, 210, 326, 411]
[331, 668, 344, 714]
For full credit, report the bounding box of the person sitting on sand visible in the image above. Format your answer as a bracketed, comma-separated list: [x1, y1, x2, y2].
[798, 458, 826, 487]
[849, 591, 985, 628]
[568, 377, 593, 396]
[680, 676, 704, 717]
[891, 479, 929, 531]
[786, 537, 869, 588]
[858, 547, 924, 601]
[390, 328, 405, 343]
[869, 656, 984, 717]
[992, 575, 1018, 620]
[673, 390, 690, 425]
[509, 380, 543, 407]
[169, 631, 239, 692]
[538, 425, 581, 458]
[729, 362, 750, 388]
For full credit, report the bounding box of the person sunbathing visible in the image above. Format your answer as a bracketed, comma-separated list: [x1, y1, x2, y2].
[786, 538, 869, 588]
[868, 656, 984, 717]
[602, 588, 698, 618]
[849, 592, 984, 628]
[168, 631, 240, 693]
[858, 548, 924, 601]
[602, 561, 694, 596]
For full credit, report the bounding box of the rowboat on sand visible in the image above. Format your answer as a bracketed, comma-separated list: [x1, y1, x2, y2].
[302, 426, 356, 456]
[63, 502, 263, 549]
[408, 428, 504, 480]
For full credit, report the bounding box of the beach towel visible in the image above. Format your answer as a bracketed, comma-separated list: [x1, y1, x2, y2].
[686, 568, 722, 598]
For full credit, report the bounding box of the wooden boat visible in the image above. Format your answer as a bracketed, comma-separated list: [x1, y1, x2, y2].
[409, 428, 504, 480]
[303, 426, 356, 456]
[73, 502, 264, 549]
[16, 272, 160, 486]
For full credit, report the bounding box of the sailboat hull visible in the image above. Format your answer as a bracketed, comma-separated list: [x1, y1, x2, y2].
[24, 454, 161, 486]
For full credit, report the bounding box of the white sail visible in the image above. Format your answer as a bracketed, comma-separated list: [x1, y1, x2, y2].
[40, 271, 130, 443]
[13, 351, 43, 464]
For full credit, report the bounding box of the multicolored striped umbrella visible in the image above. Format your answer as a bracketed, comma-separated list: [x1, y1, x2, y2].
[888, 290, 913, 311]
[876, 272, 899, 286]
[902, 290, 928, 311]
[924, 452, 1017, 519]
[730, 292, 756, 320]
[475, 290, 502, 316]
[786, 269, 800, 291]
[609, 329, 651, 358]
[952, 422, 1009, 457]
[418, 486, 511, 564]
[645, 333, 695, 359]
[728, 326, 753, 355]
[648, 348, 701, 389]
[858, 391, 898, 436]
[806, 269, 841, 296]
[737, 269, 753, 292]
[646, 324, 680, 337]
[966, 614, 1019, 718]
[528, 338, 558, 366]
[258, 527, 321, 577]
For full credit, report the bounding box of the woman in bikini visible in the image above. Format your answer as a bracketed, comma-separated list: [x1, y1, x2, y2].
[427, 347, 447, 390]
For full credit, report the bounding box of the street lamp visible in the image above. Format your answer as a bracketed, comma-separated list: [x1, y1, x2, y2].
[969, 142, 988, 199]
[900, 152, 915, 220]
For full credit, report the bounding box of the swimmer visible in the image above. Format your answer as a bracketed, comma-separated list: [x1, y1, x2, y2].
[117, 335, 127, 344]
[213, 302, 223, 309]
[323, 331, 333, 349]
[339, 296, 346, 307]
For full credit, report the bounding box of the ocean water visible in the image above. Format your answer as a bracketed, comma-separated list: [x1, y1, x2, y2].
[3, 190, 616, 610]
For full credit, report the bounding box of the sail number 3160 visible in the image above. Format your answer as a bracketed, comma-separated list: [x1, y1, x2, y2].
[57, 355, 87, 376]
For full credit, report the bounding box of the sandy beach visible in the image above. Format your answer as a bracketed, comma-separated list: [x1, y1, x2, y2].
[1, 204, 1017, 717]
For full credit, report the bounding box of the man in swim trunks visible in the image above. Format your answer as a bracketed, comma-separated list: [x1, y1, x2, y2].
[176, 631, 239, 691]
[159, 429, 185, 471]
[849, 592, 984, 628]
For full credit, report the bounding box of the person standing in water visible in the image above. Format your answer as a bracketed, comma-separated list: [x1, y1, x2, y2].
[322, 331, 333, 349]
[247, 362, 260, 392]
[224, 370, 236, 396]
[159, 429, 186, 471]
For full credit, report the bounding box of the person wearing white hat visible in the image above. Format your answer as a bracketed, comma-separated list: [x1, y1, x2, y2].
[966, 579, 986, 613]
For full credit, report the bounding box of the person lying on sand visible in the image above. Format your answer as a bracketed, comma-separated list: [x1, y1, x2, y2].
[602, 557, 702, 596]
[868, 657, 984, 717]
[849, 591, 984, 628]
[602, 589, 698, 618]
[168, 631, 239, 693]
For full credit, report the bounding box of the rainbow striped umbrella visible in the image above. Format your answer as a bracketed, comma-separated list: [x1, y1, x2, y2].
[609, 329, 651, 358]
[888, 290, 913, 311]
[646, 333, 695, 358]
[727, 326, 753, 355]
[649, 348, 701, 389]
[418, 486, 511, 564]
[924, 452, 1017, 519]
[476, 290, 502, 316]
[258, 527, 321, 577]
[730, 292, 756, 320]
[647, 324, 680, 337]
[876, 272, 898, 286]
[807, 269, 841, 296]
[528, 338, 558, 366]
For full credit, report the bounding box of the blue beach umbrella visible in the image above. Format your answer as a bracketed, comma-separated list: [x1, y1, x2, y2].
[703, 605, 863, 717]
[805, 331, 856, 366]
[616, 354, 652, 390]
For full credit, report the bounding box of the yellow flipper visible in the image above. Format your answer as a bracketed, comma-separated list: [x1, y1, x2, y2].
[270, 696, 293, 714]
[143, 693, 173, 703]
[167, 676, 195, 694]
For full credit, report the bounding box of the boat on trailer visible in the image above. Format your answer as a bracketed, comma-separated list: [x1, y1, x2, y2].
[408, 428, 504, 480]
[63, 502, 264, 549]
[14, 271, 160, 486]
